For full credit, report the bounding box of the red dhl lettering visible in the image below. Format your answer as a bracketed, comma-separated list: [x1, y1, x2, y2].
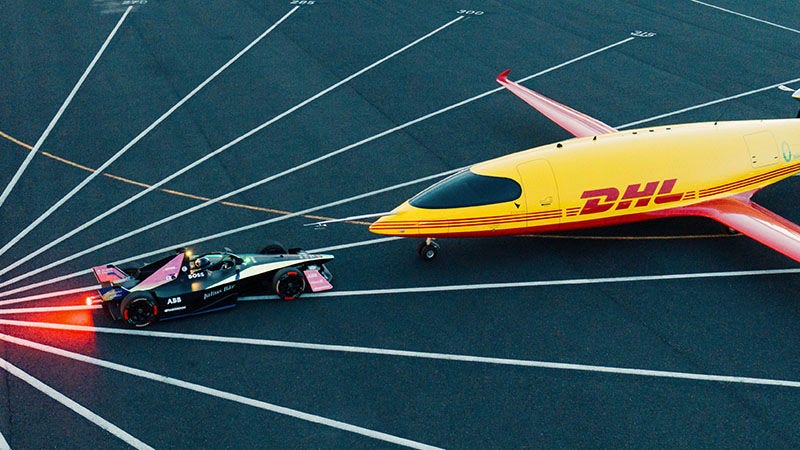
[580, 179, 682, 215]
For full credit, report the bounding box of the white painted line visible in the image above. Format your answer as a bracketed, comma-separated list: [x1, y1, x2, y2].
[0, 15, 465, 288]
[0, 333, 441, 450]
[0, 285, 99, 306]
[3, 319, 800, 389]
[617, 77, 800, 129]
[0, 305, 101, 315]
[690, 0, 800, 34]
[0, 357, 153, 449]
[515, 37, 636, 85]
[0, 7, 133, 211]
[0, 272, 94, 301]
[309, 237, 403, 253]
[0, 6, 302, 269]
[243, 267, 800, 300]
[4, 265, 800, 310]
[0, 430, 8, 450]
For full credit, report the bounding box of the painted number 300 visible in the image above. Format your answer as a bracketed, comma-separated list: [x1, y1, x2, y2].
[457, 9, 484, 15]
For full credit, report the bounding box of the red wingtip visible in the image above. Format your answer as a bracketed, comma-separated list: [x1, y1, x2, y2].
[497, 69, 511, 83]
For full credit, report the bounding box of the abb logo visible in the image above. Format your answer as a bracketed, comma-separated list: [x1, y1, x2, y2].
[580, 179, 682, 215]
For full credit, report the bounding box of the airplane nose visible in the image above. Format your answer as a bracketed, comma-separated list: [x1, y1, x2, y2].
[369, 203, 419, 236]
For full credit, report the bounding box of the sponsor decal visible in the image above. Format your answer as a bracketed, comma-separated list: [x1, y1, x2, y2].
[167, 296, 182, 305]
[188, 272, 205, 279]
[783, 141, 794, 162]
[203, 284, 235, 300]
[579, 179, 682, 215]
[164, 306, 187, 313]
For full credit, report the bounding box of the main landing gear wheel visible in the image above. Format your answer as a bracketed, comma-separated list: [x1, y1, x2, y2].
[273, 267, 306, 301]
[120, 293, 158, 327]
[417, 239, 440, 261]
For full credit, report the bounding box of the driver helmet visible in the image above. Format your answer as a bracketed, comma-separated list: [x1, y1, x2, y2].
[194, 256, 211, 270]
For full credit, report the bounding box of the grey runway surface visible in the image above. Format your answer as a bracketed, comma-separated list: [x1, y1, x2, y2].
[2, 0, 800, 447]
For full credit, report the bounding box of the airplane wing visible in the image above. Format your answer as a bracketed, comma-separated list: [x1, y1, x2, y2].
[674, 194, 800, 263]
[497, 70, 617, 138]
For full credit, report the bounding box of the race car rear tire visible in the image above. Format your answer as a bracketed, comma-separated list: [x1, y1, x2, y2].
[120, 293, 158, 327]
[260, 241, 287, 255]
[273, 267, 306, 301]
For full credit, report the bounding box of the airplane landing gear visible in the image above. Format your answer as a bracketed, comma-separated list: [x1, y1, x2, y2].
[417, 238, 440, 261]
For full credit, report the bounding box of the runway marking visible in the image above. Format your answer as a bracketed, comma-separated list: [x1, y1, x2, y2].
[0, 431, 8, 450]
[0, 6, 302, 275]
[0, 14, 465, 285]
[0, 332, 442, 450]
[0, 35, 633, 222]
[0, 278, 100, 306]
[617, 77, 800, 129]
[0, 129, 341, 216]
[3, 265, 798, 308]
[0, 6, 132, 210]
[0, 357, 154, 449]
[3, 319, 800, 389]
[0, 168, 463, 293]
[690, 0, 800, 35]
[0, 286, 100, 306]
[309, 236, 403, 253]
[241, 267, 800, 299]
[0, 305, 101, 315]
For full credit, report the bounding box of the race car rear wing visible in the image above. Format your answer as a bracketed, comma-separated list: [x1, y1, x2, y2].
[92, 264, 129, 287]
[92, 264, 131, 302]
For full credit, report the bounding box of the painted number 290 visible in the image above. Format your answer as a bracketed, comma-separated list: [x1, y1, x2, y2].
[457, 9, 484, 15]
[290, 0, 315, 5]
[631, 30, 656, 38]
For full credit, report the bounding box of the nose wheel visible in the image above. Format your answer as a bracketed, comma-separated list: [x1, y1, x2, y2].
[417, 238, 440, 261]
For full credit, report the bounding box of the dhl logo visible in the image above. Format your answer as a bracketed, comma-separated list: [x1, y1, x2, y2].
[580, 179, 682, 215]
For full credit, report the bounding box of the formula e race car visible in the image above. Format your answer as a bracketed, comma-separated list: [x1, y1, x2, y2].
[90, 245, 333, 327]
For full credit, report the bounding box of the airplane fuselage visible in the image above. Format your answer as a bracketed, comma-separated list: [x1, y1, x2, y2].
[370, 119, 800, 238]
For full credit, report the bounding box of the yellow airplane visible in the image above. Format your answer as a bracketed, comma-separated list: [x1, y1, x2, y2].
[369, 70, 800, 261]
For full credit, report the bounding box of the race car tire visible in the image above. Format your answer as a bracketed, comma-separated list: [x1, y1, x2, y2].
[120, 293, 158, 327]
[259, 241, 287, 255]
[273, 267, 306, 301]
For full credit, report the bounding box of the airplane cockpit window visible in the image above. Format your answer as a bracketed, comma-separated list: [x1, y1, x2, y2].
[409, 169, 522, 209]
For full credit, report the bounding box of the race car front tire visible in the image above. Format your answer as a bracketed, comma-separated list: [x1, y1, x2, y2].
[273, 267, 306, 301]
[120, 293, 158, 327]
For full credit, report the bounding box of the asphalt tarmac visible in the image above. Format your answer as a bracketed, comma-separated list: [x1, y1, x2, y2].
[2, 0, 800, 448]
